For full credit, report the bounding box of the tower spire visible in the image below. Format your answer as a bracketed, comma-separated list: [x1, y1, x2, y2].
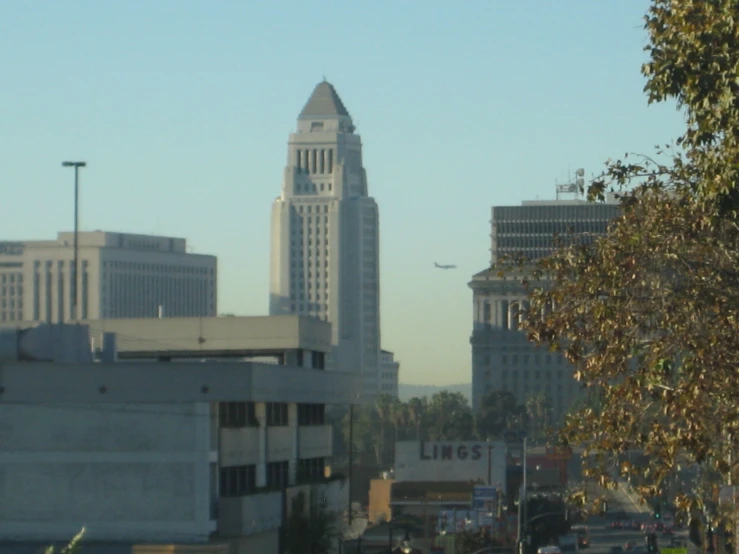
[299, 81, 350, 119]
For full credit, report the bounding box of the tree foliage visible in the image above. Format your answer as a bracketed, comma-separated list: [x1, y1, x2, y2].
[45, 529, 85, 554]
[331, 391, 541, 468]
[476, 389, 522, 439]
[455, 528, 503, 553]
[498, 0, 739, 519]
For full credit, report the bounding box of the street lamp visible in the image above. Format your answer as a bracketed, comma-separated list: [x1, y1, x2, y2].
[61, 161, 86, 321]
[399, 530, 413, 553]
[388, 524, 414, 554]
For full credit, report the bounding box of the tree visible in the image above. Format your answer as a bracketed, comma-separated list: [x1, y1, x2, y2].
[525, 496, 570, 550]
[406, 397, 427, 440]
[341, 404, 380, 466]
[375, 393, 395, 465]
[476, 389, 518, 439]
[284, 491, 338, 554]
[499, 0, 739, 516]
[525, 392, 553, 442]
[45, 529, 85, 554]
[424, 391, 475, 441]
[456, 529, 501, 553]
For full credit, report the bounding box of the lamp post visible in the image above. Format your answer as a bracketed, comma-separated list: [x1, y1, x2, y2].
[388, 523, 413, 554]
[61, 161, 87, 321]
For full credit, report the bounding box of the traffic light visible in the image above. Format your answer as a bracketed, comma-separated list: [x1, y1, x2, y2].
[654, 503, 661, 519]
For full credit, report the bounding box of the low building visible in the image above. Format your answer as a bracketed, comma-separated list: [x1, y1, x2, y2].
[366, 441, 508, 548]
[0, 231, 217, 323]
[0, 316, 360, 553]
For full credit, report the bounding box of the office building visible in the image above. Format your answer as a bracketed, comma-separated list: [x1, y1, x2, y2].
[469, 190, 620, 418]
[0, 316, 360, 554]
[378, 350, 399, 396]
[0, 231, 217, 323]
[269, 81, 383, 400]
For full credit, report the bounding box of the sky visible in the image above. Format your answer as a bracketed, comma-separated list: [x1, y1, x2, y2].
[1, 1, 685, 386]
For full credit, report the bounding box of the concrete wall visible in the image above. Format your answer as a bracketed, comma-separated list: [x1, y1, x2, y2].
[0, 402, 214, 542]
[0, 361, 362, 406]
[80, 315, 332, 357]
[218, 491, 282, 537]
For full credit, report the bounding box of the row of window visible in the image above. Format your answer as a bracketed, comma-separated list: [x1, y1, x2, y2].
[297, 403, 325, 426]
[294, 204, 329, 214]
[219, 401, 327, 427]
[296, 148, 334, 175]
[296, 457, 325, 483]
[484, 368, 568, 380]
[0, 311, 23, 322]
[478, 352, 565, 366]
[219, 402, 258, 428]
[0, 273, 21, 285]
[220, 459, 322, 497]
[296, 182, 333, 194]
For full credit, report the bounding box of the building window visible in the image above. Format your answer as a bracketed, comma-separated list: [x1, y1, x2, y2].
[219, 402, 257, 428]
[297, 403, 325, 426]
[296, 457, 325, 483]
[266, 461, 289, 489]
[311, 351, 326, 369]
[219, 465, 256, 497]
[266, 402, 288, 426]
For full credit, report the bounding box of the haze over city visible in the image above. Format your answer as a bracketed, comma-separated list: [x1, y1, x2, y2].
[2, 0, 685, 386]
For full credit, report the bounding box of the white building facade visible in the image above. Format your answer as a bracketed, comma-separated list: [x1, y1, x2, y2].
[0, 317, 360, 553]
[0, 231, 217, 323]
[269, 81, 382, 400]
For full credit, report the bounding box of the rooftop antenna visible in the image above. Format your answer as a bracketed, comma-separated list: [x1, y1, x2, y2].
[556, 167, 585, 200]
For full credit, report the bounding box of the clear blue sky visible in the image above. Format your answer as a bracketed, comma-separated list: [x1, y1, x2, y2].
[2, 1, 684, 386]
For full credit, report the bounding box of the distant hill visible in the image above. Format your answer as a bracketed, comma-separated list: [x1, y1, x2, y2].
[397, 383, 471, 403]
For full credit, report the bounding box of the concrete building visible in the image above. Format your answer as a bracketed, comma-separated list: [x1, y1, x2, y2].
[379, 350, 400, 396]
[0, 316, 360, 553]
[269, 81, 383, 400]
[469, 191, 620, 417]
[0, 231, 216, 324]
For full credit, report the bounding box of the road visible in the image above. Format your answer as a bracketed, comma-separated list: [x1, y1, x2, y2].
[581, 485, 695, 554]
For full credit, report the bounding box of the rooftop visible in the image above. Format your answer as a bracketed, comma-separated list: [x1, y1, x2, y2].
[299, 80, 350, 119]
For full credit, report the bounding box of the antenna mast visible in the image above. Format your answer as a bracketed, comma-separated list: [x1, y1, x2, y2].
[556, 167, 585, 200]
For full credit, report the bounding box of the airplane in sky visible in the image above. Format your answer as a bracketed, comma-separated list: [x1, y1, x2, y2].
[434, 262, 457, 270]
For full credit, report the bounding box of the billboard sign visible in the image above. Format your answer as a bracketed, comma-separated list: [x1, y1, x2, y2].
[437, 510, 478, 534]
[395, 441, 507, 488]
[473, 485, 499, 512]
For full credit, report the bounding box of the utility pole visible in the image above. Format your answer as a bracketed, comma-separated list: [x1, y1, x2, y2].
[348, 404, 354, 526]
[518, 438, 528, 554]
[488, 441, 493, 485]
[61, 161, 86, 321]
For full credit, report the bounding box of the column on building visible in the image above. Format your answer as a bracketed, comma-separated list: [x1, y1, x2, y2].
[288, 403, 299, 485]
[256, 402, 267, 487]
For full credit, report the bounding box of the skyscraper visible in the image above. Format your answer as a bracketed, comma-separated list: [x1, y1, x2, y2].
[269, 81, 382, 397]
[469, 191, 619, 419]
